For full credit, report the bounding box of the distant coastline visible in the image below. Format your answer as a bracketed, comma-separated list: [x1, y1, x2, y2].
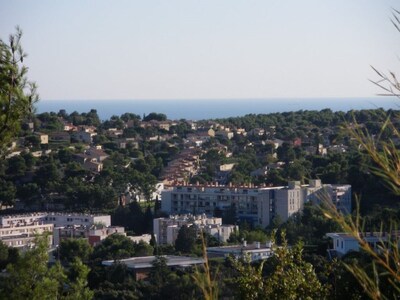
[36, 97, 399, 121]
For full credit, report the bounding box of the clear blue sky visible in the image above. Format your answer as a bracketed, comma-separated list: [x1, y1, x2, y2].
[1, 0, 399, 100]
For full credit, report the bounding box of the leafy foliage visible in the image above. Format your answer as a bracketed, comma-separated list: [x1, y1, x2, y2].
[0, 235, 92, 300]
[230, 232, 329, 300]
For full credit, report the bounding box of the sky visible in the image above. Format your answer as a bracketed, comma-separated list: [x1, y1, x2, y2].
[1, 0, 399, 100]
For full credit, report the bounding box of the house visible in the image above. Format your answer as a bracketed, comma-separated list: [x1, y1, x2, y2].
[215, 130, 234, 140]
[248, 128, 265, 136]
[293, 137, 302, 147]
[186, 120, 197, 130]
[72, 130, 97, 144]
[106, 128, 124, 138]
[326, 231, 399, 258]
[49, 132, 71, 143]
[34, 132, 49, 144]
[235, 128, 247, 136]
[63, 122, 76, 131]
[74, 147, 109, 172]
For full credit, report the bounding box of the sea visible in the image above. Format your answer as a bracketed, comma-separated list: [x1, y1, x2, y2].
[36, 97, 399, 121]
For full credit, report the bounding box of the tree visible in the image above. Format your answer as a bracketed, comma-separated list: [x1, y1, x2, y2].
[175, 225, 197, 253]
[59, 238, 93, 264]
[320, 9, 400, 299]
[0, 235, 92, 300]
[91, 234, 135, 261]
[0, 241, 9, 270]
[231, 232, 328, 300]
[0, 178, 16, 207]
[6, 155, 26, 177]
[143, 206, 153, 233]
[16, 182, 40, 204]
[0, 27, 38, 155]
[143, 112, 167, 122]
[133, 240, 154, 257]
[65, 258, 93, 300]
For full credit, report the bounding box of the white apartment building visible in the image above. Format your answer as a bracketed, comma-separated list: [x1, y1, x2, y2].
[153, 214, 238, 244]
[0, 220, 54, 249]
[43, 212, 111, 227]
[0, 212, 111, 228]
[53, 224, 125, 246]
[161, 180, 351, 228]
[0, 212, 112, 248]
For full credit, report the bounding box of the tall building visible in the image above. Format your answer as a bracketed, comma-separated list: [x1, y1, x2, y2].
[161, 180, 351, 228]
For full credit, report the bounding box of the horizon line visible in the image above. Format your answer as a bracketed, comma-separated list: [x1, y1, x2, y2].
[39, 96, 391, 101]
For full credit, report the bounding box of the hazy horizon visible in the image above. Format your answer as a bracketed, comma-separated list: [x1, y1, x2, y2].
[37, 97, 400, 121]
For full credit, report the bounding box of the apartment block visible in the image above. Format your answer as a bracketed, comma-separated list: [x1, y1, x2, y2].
[53, 224, 125, 246]
[161, 180, 351, 228]
[0, 216, 53, 249]
[153, 214, 238, 244]
[0, 212, 112, 248]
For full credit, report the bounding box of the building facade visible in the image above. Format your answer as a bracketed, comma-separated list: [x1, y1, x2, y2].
[161, 180, 351, 228]
[0, 212, 112, 248]
[326, 231, 398, 258]
[53, 225, 125, 246]
[153, 214, 237, 244]
[0, 221, 53, 249]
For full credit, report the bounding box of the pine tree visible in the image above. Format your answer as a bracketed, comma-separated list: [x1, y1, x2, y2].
[0, 27, 38, 155]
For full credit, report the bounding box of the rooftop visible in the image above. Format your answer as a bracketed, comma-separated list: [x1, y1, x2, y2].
[207, 242, 273, 253]
[102, 255, 205, 269]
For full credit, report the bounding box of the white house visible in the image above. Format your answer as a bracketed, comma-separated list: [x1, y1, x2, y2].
[326, 232, 395, 258]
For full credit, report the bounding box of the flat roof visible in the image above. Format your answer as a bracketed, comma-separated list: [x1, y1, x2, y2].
[102, 255, 204, 270]
[326, 232, 400, 241]
[207, 244, 273, 253]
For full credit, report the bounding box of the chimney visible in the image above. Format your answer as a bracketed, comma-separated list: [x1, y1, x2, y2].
[243, 240, 247, 247]
[255, 241, 260, 249]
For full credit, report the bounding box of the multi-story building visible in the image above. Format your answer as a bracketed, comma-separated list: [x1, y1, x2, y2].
[53, 224, 125, 246]
[0, 215, 54, 249]
[161, 180, 351, 228]
[0, 212, 112, 248]
[153, 214, 237, 244]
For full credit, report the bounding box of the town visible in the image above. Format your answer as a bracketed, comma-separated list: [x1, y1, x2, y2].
[1, 106, 399, 298]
